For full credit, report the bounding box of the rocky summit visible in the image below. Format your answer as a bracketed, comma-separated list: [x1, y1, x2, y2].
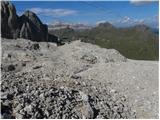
[1, 38, 158, 119]
[1, 1, 19, 39]
[1, 1, 56, 42]
[19, 10, 48, 41]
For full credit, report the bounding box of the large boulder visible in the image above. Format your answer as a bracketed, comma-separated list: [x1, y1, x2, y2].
[1, 1, 19, 39]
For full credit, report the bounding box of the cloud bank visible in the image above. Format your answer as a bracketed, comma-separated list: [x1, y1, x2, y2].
[29, 8, 77, 17]
[130, 0, 158, 5]
[97, 15, 158, 28]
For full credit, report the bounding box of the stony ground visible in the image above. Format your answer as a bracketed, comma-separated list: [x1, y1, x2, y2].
[1, 38, 158, 119]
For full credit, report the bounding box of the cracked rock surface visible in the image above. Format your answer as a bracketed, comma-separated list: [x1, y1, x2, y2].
[1, 38, 158, 119]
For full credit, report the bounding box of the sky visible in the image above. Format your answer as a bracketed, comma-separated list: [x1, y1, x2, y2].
[12, 1, 159, 28]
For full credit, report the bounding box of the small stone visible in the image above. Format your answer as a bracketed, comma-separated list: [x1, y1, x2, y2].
[2, 100, 10, 106]
[15, 113, 23, 119]
[82, 82, 86, 86]
[24, 104, 33, 113]
[39, 93, 45, 99]
[14, 104, 22, 112]
[44, 110, 50, 117]
[19, 109, 25, 115]
[8, 64, 16, 71]
[30, 43, 40, 50]
[71, 75, 81, 79]
[7, 93, 14, 100]
[34, 90, 40, 96]
[33, 65, 42, 69]
[60, 86, 64, 89]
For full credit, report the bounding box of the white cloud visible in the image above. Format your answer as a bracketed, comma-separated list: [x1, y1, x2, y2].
[121, 16, 131, 23]
[134, 19, 145, 24]
[96, 15, 158, 28]
[96, 17, 146, 27]
[121, 16, 145, 24]
[96, 20, 106, 25]
[17, 11, 24, 16]
[112, 16, 146, 27]
[130, 0, 157, 5]
[29, 7, 77, 17]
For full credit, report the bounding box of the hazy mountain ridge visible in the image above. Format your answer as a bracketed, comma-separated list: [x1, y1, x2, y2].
[49, 22, 159, 60]
[48, 22, 92, 31]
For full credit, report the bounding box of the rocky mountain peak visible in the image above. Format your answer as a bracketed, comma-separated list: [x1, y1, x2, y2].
[1, 1, 19, 39]
[132, 24, 150, 32]
[96, 22, 115, 30]
[1, 1, 57, 42]
[22, 10, 43, 26]
[98, 22, 114, 27]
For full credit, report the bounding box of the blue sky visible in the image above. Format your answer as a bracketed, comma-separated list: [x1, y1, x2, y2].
[12, 1, 159, 28]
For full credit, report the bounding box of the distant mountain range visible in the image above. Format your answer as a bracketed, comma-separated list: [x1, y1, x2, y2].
[48, 21, 159, 34]
[49, 22, 159, 60]
[48, 22, 92, 31]
[1, 1, 158, 61]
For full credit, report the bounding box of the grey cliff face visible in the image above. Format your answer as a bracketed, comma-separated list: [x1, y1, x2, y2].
[1, 1, 53, 42]
[1, 1, 19, 39]
[19, 10, 48, 41]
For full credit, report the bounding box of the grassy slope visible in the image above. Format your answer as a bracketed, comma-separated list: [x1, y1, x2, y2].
[49, 24, 159, 60]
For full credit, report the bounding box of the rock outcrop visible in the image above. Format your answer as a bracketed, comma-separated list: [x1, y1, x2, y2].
[1, 1, 19, 39]
[19, 10, 48, 41]
[1, 1, 57, 42]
